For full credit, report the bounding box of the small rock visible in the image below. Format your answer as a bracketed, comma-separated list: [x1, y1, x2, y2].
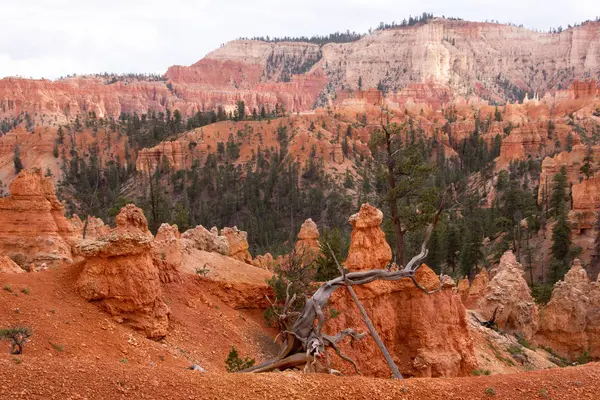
[187, 364, 205, 372]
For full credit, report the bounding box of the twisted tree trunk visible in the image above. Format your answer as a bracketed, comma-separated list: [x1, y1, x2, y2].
[242, 195, 446, 377]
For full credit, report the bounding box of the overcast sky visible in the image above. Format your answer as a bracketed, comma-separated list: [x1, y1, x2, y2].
[1, 0, 598, 79]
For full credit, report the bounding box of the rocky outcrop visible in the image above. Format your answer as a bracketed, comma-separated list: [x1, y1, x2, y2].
[152, 223, 184, 284]
[326, 201, 476, 377]
[222, 227, 252, 264]
[497, 122, 578, 169]
[476, 251, 539, 339]
[70, 215, 110, 240]
[2, 20, 599, 124]
[251, 253, 276, 270]
[569, 174, 600, 233]
[181, 225, 229, 255]
[295, 218, 320, 258]
[535, 259, 600, 359]
[459, 269, 490, 308]
[0, 255, 24, 273]
[537, 144, 600, 205]
[76, 205, 170, 339]
[0, 169, 75, 269]
[345, 204, 392, 271]
[328, 265, 477, 378]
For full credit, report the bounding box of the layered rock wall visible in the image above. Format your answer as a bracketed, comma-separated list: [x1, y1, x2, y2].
[0, 169, 75, 269]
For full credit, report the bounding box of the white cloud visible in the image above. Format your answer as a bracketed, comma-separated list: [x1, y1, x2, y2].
[0, 0, 598, 79]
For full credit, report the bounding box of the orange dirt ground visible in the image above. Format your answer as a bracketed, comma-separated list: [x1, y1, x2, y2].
[1, 264, 600, 399]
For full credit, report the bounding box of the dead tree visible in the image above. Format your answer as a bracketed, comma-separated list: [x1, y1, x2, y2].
[243, 196, 446, 377]
[473, 307, 500, 331]
[0, 327, 32, 355]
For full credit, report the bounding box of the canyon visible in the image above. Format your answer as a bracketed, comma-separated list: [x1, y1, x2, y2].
[1, 170, 599, 383]
[1, 19, 599, 124]
[1, 15, 600, 399]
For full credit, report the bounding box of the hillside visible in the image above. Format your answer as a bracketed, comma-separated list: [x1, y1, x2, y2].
[1, 18, 599, 125]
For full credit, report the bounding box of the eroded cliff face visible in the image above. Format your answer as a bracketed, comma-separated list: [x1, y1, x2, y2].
[1, 19, 598, 123]
[323, 21, 599, 101]
[134, 115, 359, 176]
[0, 169, 75, 269]
[535, 259, 600, 359]
[76, 205, 170, 339]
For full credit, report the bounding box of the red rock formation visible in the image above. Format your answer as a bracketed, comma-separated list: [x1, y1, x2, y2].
[222, 227, 252, 264]
[251, 252, 275, 270]
[76, 205, 170, 339]
[295, 218, 320, 258]
[569, 175, 600, 233]
[460, 269, 490, 308]
[135, 116, 359, 176]
[476, 251, 539, 339]
[345, 204, 392, 271]
[0, 169, 75, 269]
[1, 20, 599, 124]
[324, 201, 476, 377]
[181, 225, 229, 255]
[70, 215, 110, 240]
[457, 277, 470, 302]
[152, 223, 184, 284]
[535, 259, 600, 359]
[497, 122, 579, 169]
[327, 265, 477, 377]
[537, 144, 599, 205]
[0, 255, 24, 273]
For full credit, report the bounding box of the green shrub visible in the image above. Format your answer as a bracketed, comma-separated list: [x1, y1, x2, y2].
[531, 284, 554, 305]
[472, 369, 491, 376]
[195, 264, 210, 276]
[485, 387, 496, 396]
[576, 350, 593, 365]
[516, 333, 535, 350]
[329, 308, 341, 319]
[225, 346, 255, 372]
[265, 250, 316, 325]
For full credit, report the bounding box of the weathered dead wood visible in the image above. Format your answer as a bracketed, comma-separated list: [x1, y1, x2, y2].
[243, 194, 447, 376]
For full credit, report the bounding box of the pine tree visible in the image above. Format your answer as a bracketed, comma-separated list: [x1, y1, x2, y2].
[13, 145, 23, 174]
[580, 145, 594, 179]
[550, 210, 571, 283]
[549, 167, 567, 217]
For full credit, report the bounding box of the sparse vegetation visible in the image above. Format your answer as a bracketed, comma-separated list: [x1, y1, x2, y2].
[329, 308, 341, 319]
[3, 284, 13, 292]
[50, 342, 65, 352]
[485, 387, 496, 396]
[195, 265, 210, 277]
[540, 345, 569, 367]
[472, 369, 492, 376]
[0, 327, 32, 354]
[575, 350, 593, 365]
[20, 287, 30, 295]
[225, 346, 255, 372]
[516, 334, 535, 350]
